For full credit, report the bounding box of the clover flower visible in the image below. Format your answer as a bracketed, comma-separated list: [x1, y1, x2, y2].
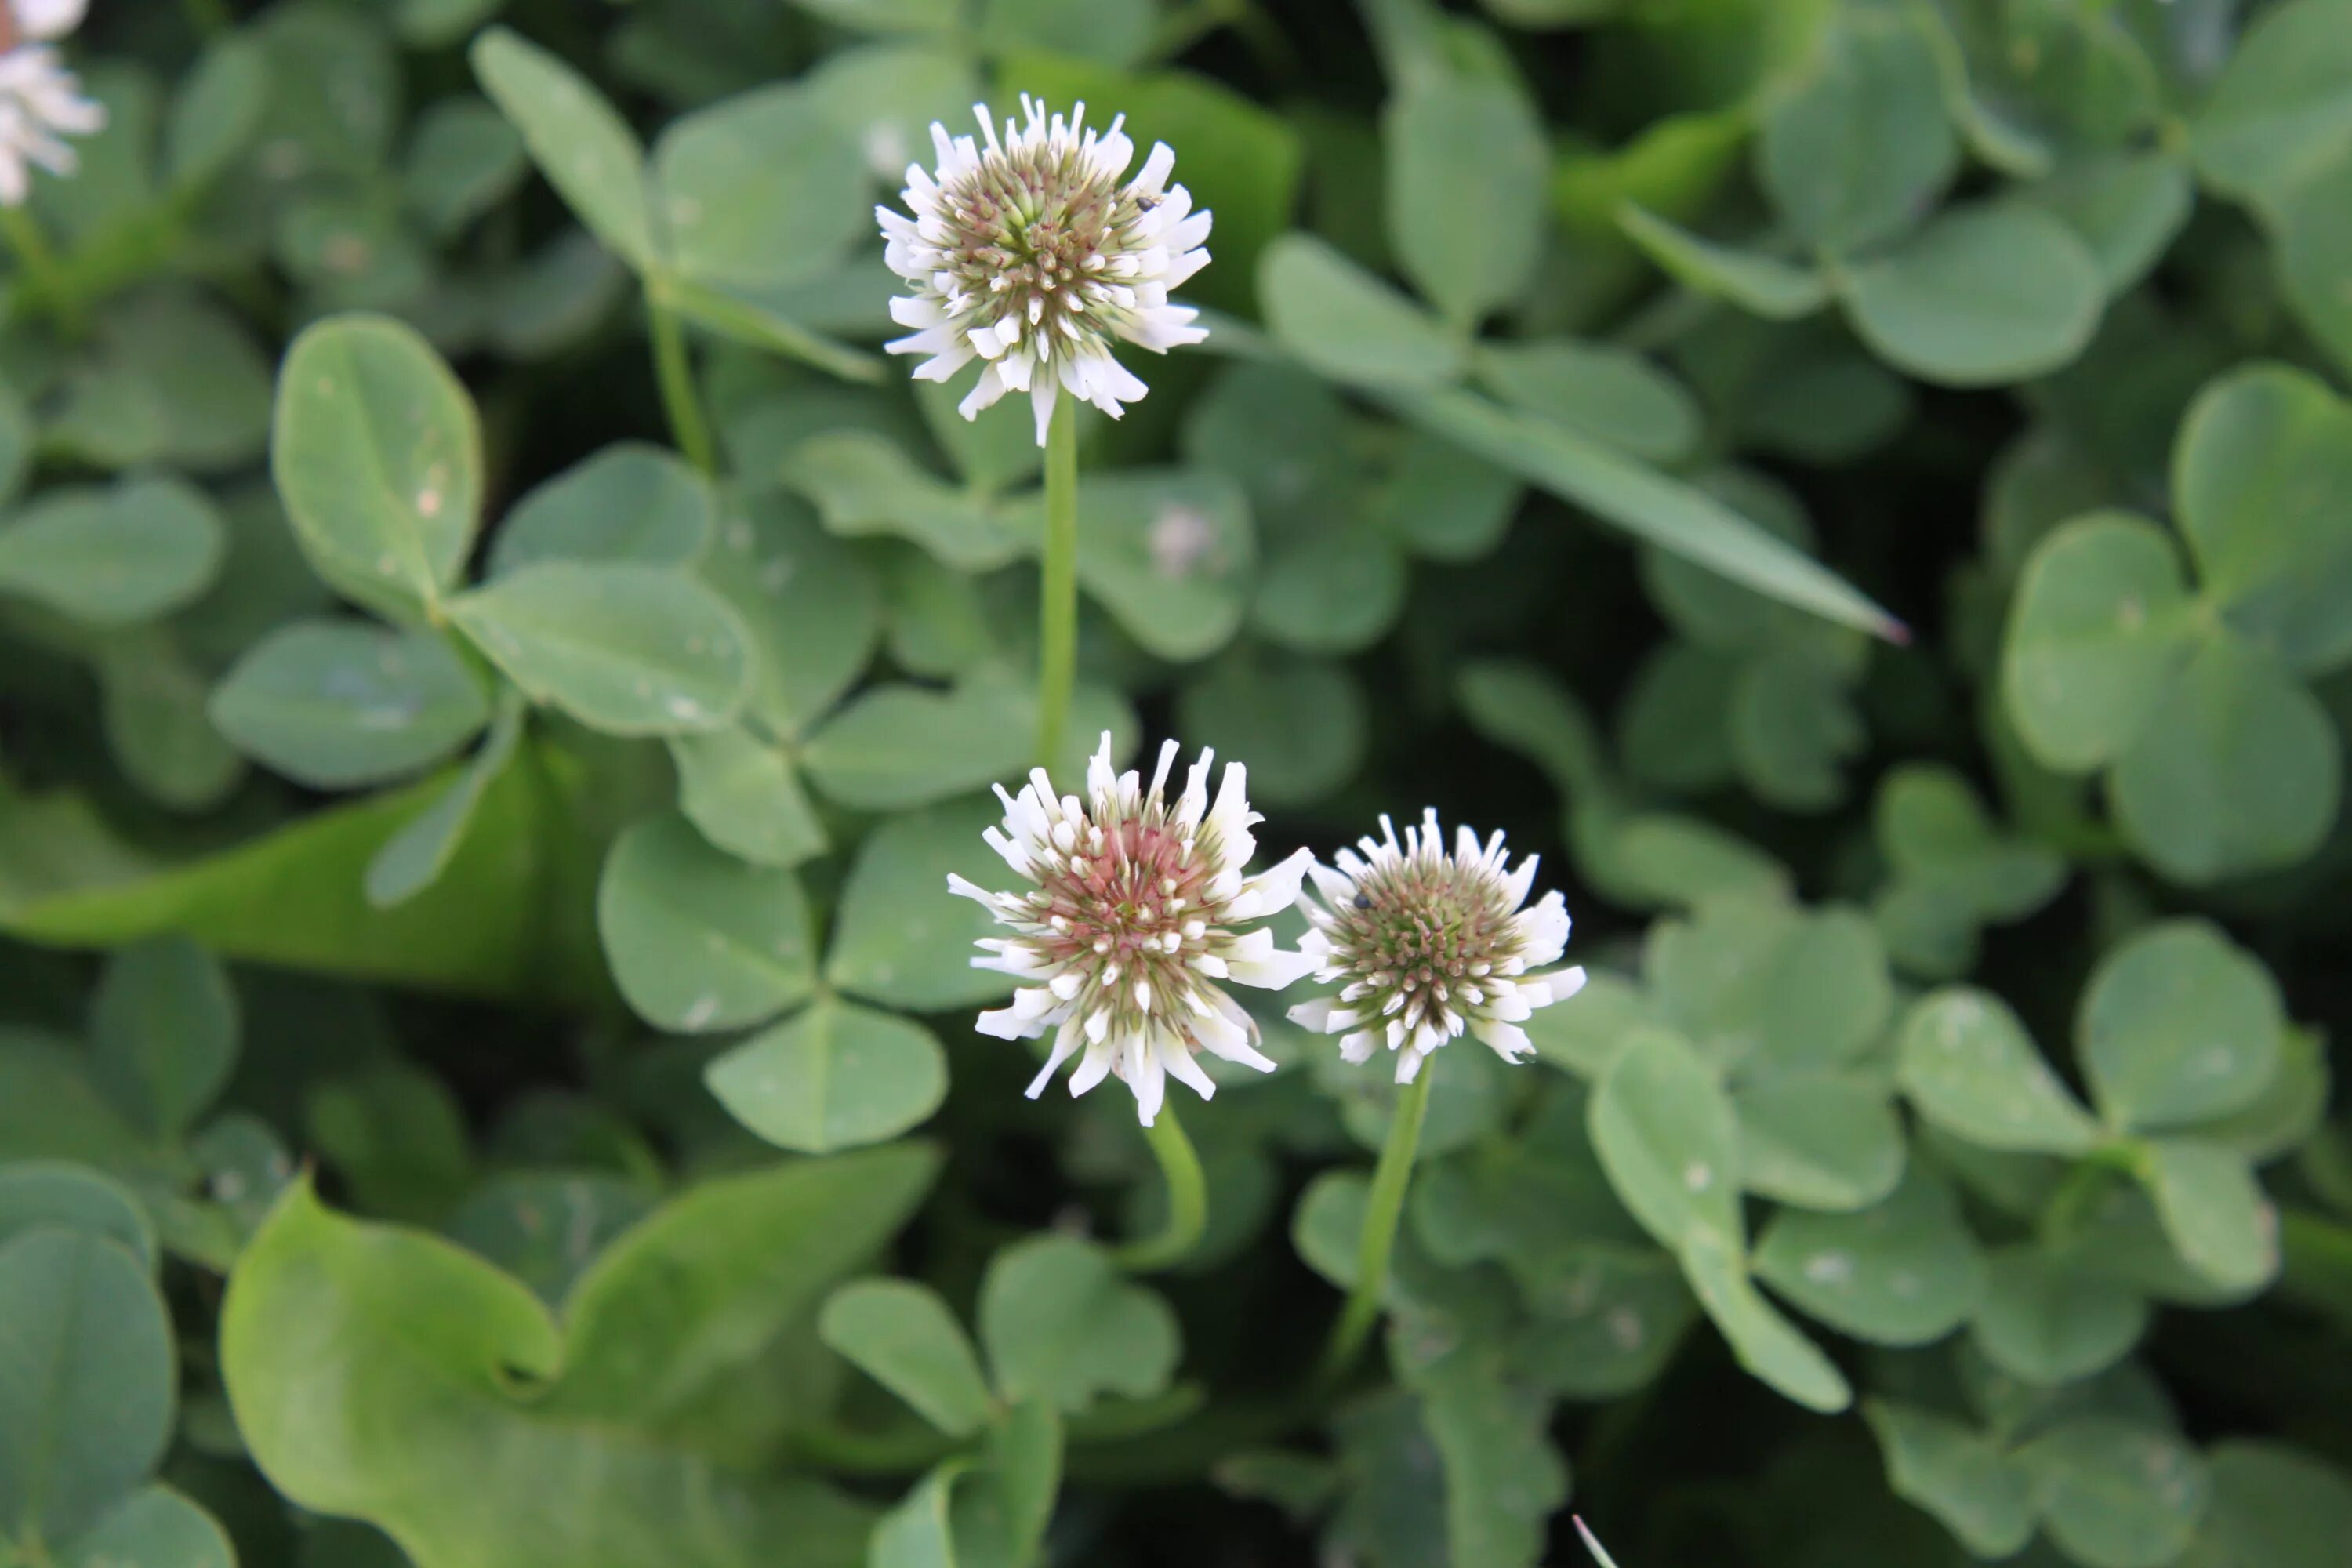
[0, 0, 102, 208]
[1288, 810, 1586, 1084]
[878, 95, 1211, 445]
[949, 732, 1313, 1126]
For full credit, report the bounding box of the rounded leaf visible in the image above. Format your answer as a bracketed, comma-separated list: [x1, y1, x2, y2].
[1840, 204, 2105, 387]
[2079, 920, 2285, 1133]
[1755, 1167, 1986, 1345]
[211, 620, 492, 789]
[978, 1235, 1180, 1414]
[2002, 511, 2194, 772]
[597, 813, 817, 1033]
[818, 1279, 993, 1438]
[1897, 989, 2100, 1155]
[272, 314, 484, 623]
[2020, 1417, 2209, 1568]
[1260, 234, 1466, 390]
[489, 442, 715, 576]
[705, 998, 946, 1154]
[1589, 1028, 1743, 1250]
[1971, 1245, 2148, 1383]
[449, 561, 750, 735]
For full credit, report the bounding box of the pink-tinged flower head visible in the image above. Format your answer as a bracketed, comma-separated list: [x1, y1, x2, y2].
[1289, 811, 1586, 1084]
[949, 731, 1312, 1125]
[878, 96, 1211, 445]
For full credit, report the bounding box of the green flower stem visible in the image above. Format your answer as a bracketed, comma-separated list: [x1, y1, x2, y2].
[1319, 1065, 1436, 1384]
[1116, 1099, 1208, 1272]
[2, 203, 80, 336]
[646, 290, 716, 477]
[1036, 394, 1080, 771]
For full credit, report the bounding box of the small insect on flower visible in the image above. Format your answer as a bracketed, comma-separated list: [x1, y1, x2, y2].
[1289, 810, 1587, 1085]
[0, 0, 103, 208]
[878, 95, 1212, 446]
[948, 732, 1314, 1126]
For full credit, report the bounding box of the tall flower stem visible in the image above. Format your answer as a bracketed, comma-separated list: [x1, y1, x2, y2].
[1318, 1066, 1435, 1384]
[2, 204, 80, 336]
[647, 292, 715, 477]
[1036, 394, 1080, 771]
[1115, 1100, 1207, 1273]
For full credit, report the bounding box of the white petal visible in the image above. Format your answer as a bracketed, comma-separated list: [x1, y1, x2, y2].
[15, 0, 86, 39]
[1024, 1020, 1084, 1098]
[1127, 1043, 1166, 1125]
[1289, 996, 1340, 1033]
[1472, 1018, 1535, 1064]
[1029, 373, 1058, 447]
[1232, 847, 1313, 920]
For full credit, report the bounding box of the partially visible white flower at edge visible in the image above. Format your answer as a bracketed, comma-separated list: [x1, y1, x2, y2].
[878, 95, 1211, 446]
[0, 0, 103, 208]
[948, 732, 1313, 1126]
[1288, 810, 1587, 1086]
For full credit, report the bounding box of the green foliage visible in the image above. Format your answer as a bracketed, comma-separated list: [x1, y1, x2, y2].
[2, 2, 2350, 1566]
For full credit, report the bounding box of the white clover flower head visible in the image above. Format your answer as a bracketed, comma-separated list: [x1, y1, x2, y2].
[948, 731, 1314, 1126]
[0, 0, 100, 209]
[878, 95, 1212, 447]
[1288, 810, 1587, 1085]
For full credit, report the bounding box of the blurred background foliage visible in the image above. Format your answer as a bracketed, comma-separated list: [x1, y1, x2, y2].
[3, 0, 2352, 1565]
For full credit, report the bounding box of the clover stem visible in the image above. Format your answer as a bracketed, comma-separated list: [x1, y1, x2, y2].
[1115, 1098, 1208, 1273]
[2, 204, 79, 336]
[1319, 1065, 1434, 1384]
[647, 292, 716, 477]
[1036, 394, 1080, 772]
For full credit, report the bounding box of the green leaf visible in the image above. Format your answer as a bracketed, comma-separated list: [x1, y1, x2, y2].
[2188, 0, 2352, 215]
[700, 493, 880, 740]
[799, 682, 1031, 811]
[543, 1145, 940, 1425]
[1755, 1167, 1985, 1345]
[1897, 989, 2100, 1155]
[222, 1159, 928, 1568]
[210, 620, 492, 789]
[166, 37, 269, 193]
[0, 1230, 174, 1547]
[1589, 1027, 1743, 1250]
[654, 273, 886, 384]
[449, 562, 750, 736]
[2079, 920, 2285, 1134]
[90, 936, 239, 1140]
[2001, 511, 2195, 772]
[978, 0, 1155, 66]
[1679, 1229, 1852, 1414]
[1972, 1246, 2148, 1383]
[2110, 634, 2340, 883]
[1863, 1399, 2034, 1559]
[1261, 234, 1468, 390]
[447, 1174, 655, 1309]
[0, 477, 225, 626]
[597, 813, 816, 1033]
[1616, 205, 1829, 319]
[2019, 1417, 2209, 1568]
[1729, 648, 1865, 811]
[2191, 1440, 2352, 1568]
[308, 1062, 474, 1225]
[826, 795, 1019, 1012]
[652, 84, 866, 290]
[1385, 63, 1549, 326]
[1838, 203, 2105, 387]
[272, 314, 485, 625]
[780, 430, 1022, 572]
[56, 1485, 234, 1568]
[1394, 386, 1904, 639]
[2137, 1138, 2278, 1294]
[1474, 339, 1702, 463]
[667, 726, 828, 869]
[706, 998, 946, 1154]
[1648, 896, 1891, 1073]
[470, 27, 657, 268]
[2021, 152, 2193, 296]
[978, 1235, 1180, 1414]
[402, 95, 526, 240]
[869, 1461, 962, 1568]
[488, 443, 714, 577]
[0, 1164, 156, 1270]
[48, 292, 274, 475]
[818, 1279, 994, 1437]
[2172, 362, 2352, 673]
[1758, 2, 1956, 253]
[92, 626, 242, 814]
[1417, 1353, 1569, 1568]
[1730, 1073, 1904, 1211]
[1175, 652, 1366, 808]
[996, 468, 1256, 662]
[363, 691, 528, 909]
